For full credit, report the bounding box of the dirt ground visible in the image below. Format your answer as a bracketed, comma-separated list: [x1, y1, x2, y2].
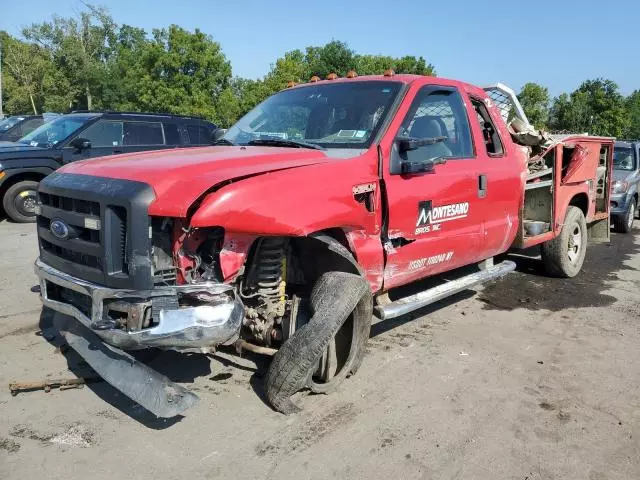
[0, 219, 639, 480]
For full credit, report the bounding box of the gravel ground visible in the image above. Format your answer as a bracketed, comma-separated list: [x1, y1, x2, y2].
[0, 218, 639, 480]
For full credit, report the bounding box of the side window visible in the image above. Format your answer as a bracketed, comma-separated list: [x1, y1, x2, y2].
[163, 123, 181, 145]
[186, 124, 212, 145]
[79, 120, 124, 146]
[471, 98, 504, 156]
[123, 121, 164, 146]
[398, 88, 474, 162]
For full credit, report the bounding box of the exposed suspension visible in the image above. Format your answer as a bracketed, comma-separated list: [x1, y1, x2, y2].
[241, 237, 288, 344]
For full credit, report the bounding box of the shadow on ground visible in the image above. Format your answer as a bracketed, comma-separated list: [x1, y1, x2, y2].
[479, 231, 639, 311]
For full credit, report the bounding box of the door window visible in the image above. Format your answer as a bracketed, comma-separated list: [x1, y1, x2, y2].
[79, 120, 124, 146]
[186, 124, 211, 145]
[163, 123, 181, 145]
[471, 98, 504, 156]
[123, 121, 164, 146]
[397, 88, 474, 163]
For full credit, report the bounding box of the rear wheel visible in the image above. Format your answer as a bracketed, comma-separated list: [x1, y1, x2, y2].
[265, 271, 372, 414]
[3, 180, 39, 223]
[613, 198, 636, 233]
[541, 206, 587, 278]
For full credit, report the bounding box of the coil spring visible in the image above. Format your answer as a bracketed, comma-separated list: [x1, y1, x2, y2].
[241, 237, 287, 302]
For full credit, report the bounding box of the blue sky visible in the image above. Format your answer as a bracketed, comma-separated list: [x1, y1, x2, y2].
[2, 0, 638, 97]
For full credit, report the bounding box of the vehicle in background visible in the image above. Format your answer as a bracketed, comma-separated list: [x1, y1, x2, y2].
[0, 113, 60, 142]
[32, 74, 613, 417]
[0, 111, 217, 222]
[610, 140, 639, 233]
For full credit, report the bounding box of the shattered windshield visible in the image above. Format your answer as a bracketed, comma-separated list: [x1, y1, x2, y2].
[19, 114, 98, 148]
[224, 81, 402, 149]
[613, 147, 636, 171]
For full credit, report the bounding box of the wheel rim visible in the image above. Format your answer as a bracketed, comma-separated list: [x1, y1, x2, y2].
[13, 189, 38, 217]
[310, 314, 356, 387]
[567, 224, 582, 264]
[627, 202, 635, 230]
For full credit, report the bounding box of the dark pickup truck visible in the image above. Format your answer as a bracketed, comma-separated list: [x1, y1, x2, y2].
[0, 111, 216, 222]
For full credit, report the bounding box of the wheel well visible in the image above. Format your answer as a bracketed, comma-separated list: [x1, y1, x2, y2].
[0, 171, 47, 196]
[568, 193, 589, 216]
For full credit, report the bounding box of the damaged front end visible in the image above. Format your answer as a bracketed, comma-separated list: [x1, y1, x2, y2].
[36, 258, 244, 350]
[33, 173, 247, 417]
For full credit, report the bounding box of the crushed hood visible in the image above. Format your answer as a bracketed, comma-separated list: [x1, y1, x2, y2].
[59, 146, 330, 217]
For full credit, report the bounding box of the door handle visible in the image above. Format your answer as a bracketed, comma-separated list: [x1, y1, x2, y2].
[478, 174, 487, 198]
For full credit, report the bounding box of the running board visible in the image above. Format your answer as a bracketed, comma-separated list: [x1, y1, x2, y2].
[374, 260, 516, 320]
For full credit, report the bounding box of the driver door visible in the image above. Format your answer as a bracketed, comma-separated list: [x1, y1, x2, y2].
[382, 85, 485, 289]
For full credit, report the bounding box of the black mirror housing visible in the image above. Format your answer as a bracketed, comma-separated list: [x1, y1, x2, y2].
[210, 128, 227, 144]
[70, 137, 91, 150]
[401, 160, 436, 175]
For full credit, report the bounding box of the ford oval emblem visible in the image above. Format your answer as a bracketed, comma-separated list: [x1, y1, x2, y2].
[50, 219, 70, 240]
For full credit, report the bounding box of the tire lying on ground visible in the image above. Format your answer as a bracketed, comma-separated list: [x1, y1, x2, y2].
[265, 271, 372, 414]
[541, 205, 588, 278]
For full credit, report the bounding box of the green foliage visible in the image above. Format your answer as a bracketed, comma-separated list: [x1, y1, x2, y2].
[549, 79, 630, 137]
[1, 4, 636, 138]
[625, 90, 640, 139]
[517, 83, 550, 129]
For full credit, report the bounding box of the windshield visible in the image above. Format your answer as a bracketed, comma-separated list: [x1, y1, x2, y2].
[613, 147, 636, 171]
[0, 116, 25, 133]
[20, 114, 98, 147]
[224, 81, 402, 149]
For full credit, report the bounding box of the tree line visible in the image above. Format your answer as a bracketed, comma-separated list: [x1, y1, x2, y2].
[1, 3, 638, 138]
[0, 4, 433, 127]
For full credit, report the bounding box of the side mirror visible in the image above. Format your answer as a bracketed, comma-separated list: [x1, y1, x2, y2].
[69, 137, 91, 151]
[210, 128, 227, 144]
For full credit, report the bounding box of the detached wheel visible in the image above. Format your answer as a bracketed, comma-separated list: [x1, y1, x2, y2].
[3, 180, 39, 223]
[613, 198, 636, 233]
[265, 271, 372, 414]
[541, 206, 587, 278]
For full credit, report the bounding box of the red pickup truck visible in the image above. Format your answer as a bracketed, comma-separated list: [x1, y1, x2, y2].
[34, 73, 613, 416]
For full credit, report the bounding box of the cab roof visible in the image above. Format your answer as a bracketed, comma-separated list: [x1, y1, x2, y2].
[289, 74, 475, 91]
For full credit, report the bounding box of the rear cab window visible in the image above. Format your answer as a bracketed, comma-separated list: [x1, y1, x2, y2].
[470, 98, 504, 156]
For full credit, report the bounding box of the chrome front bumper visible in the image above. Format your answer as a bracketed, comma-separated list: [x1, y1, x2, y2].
[34, 258, 244, 350]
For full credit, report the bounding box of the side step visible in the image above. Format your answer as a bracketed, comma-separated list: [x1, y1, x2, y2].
[374, 260, 516, 320]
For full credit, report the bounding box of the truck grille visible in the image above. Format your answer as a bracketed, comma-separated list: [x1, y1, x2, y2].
[36, 173, 155, 290]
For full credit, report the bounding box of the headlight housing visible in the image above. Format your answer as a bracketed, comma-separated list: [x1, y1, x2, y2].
[613, 180, 629, 194]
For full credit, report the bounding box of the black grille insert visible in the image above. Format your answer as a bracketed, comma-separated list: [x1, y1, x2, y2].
[41, 239, 101, 270]
[39, 192, 100, 216]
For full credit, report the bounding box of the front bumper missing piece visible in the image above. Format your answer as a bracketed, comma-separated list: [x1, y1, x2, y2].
[34, 258, 244, 418]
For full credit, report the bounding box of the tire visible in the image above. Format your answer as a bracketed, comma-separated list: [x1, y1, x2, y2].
[265, 271, 372, 414]
[541, 206, 588, 278]
[613, 198, 636, 234]
[2, 180, 39, 223]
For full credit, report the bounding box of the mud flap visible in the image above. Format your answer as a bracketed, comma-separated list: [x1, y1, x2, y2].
[588, 217, 610, 243]
[53, 313, 199, 418]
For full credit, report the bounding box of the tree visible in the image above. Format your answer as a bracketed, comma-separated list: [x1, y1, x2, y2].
[549, 79, 630, 137]
[0, 33, 67, 114]
[23, 3, 117, 110]
[517, 83, 550, 129]
[626, 90, 640, 139]
[114, 25, 233, 124]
